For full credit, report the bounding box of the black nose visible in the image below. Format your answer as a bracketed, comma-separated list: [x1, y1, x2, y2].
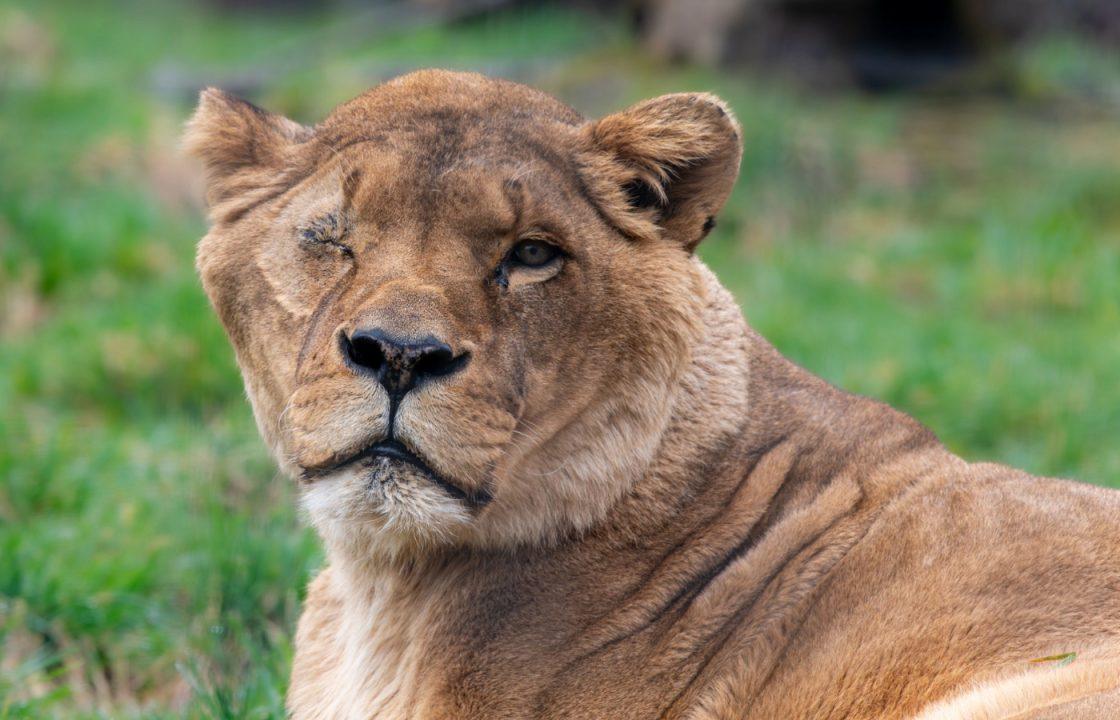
[343, 329, 467, 397]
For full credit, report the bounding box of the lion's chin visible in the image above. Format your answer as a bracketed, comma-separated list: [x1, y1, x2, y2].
[300, 458, 474, 556]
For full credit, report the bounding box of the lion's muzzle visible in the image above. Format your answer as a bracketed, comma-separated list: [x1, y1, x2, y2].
[340, 328, 469, 399]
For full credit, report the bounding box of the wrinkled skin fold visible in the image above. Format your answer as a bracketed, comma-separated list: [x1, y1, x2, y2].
[186, 70, 1120, 719]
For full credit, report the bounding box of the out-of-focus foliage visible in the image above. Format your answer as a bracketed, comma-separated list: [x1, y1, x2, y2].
[0, 1, 1117, 717]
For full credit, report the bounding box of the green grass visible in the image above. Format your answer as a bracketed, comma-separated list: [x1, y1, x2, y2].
[1, 1, 1118, 716]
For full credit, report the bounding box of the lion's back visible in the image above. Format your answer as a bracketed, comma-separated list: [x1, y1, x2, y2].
[746, 462, 1120, 719]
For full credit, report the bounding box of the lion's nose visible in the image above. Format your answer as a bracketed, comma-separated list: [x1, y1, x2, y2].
[342, 328, 467, 397]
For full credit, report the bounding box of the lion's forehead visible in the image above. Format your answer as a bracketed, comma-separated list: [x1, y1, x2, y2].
[321, 120, 582, 198]
[298, 142, 591, 259]
[314, 78, 585, 197]
[319, 69, 584, 142]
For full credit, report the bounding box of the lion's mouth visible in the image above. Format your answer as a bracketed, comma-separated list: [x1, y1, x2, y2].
[300, 439, 492, 507]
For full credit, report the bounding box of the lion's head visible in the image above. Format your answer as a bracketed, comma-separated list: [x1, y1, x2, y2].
[186, 70, 741, 555]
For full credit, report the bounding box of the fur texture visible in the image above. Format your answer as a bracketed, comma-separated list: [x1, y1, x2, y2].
[186, 70, 1120, 719]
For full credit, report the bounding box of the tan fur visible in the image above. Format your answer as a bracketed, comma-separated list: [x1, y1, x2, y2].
[185, 70, 1120, 719]
[911, 653, 1120, 719]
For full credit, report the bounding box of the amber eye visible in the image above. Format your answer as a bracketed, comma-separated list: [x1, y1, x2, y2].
[509, 239, 560, 268]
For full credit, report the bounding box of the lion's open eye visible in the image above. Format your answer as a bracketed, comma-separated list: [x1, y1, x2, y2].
[494, 235, 565, 289]
[508, 239, 560, 268]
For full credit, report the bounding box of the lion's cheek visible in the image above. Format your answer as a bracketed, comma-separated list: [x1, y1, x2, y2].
[256, 239, 353, 320]
[282, 378, 388, 471]
[394, 385, 517, 491]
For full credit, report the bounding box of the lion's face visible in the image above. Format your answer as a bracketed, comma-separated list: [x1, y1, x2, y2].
[187, 71, 741, 553]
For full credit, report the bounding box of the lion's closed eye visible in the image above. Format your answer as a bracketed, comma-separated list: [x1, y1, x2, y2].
[299, 211, 353, 258]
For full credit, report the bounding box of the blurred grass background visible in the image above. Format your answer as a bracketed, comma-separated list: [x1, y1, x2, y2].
[1, 0, 1118, 717]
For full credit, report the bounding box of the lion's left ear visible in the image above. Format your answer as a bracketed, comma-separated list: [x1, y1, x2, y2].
[184, 88, 312, 211]
[580, 93, 742, 251]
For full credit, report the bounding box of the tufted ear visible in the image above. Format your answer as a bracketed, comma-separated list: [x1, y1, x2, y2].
[580, 93, 742, 251]
[183, 88, 312, 209]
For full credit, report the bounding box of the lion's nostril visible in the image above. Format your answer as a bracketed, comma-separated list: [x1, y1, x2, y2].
[344, 328, 467, 396]
[346, 332, 388, 374]
[412, 345, 456, 377]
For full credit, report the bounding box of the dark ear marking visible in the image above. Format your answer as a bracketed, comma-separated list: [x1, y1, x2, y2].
[623, 179, 666, 211]
[702, 216, 716, 236]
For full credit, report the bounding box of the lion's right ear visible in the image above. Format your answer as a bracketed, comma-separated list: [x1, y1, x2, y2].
[579, 93, 742, 251]
[183, 88, 311, 209]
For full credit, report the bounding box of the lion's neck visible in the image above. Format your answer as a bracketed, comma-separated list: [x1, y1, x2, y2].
[585, 263, 758, 541]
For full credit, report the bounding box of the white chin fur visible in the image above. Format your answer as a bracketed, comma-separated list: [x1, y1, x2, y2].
[300, 458, 472, 558]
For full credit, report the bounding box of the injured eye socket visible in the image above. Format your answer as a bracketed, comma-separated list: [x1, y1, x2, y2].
[507, 239, 560, 268]
[299, 212, 353, 257]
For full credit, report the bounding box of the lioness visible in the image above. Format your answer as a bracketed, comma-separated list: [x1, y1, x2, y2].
[185, 70, 1120, 719]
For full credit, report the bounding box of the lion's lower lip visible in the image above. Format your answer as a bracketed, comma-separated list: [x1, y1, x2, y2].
[303, 439, 492, 507]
